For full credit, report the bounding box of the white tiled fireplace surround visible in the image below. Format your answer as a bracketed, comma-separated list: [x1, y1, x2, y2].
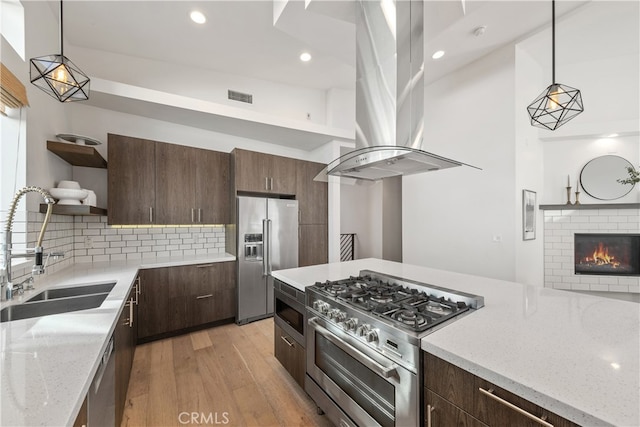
[8, 213, 226, 284]
[543, 206, 640, 294]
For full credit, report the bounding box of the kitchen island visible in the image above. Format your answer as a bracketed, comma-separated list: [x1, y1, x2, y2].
[0, 253, 235, 427]
[272, 258, 640, 427]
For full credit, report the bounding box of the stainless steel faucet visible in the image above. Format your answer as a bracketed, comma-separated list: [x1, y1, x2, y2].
[1, 186, 59, 301]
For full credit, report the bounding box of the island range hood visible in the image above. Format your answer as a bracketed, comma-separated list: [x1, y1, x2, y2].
[320, 0, 477, 181]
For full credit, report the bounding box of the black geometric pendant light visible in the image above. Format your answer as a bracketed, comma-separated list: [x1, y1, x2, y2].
[30, 0, 90, 102]
[527, 0, 583, 130]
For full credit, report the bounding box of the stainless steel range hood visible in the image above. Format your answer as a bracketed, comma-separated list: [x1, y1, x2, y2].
[319, 0, 477, 181]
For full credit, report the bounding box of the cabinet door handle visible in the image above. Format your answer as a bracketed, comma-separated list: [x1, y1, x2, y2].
[129, 297, 134, 327]
[123, 300, 132, 327]
[265, 177, 269, 190]
[134, 276, 140, 305]
[280, 335, 294, 347]
[198, 208, 202, 223]
[196, 294, 213, 299]
[270, 177, 273, 191]
[426, 404, 434, 427]
[191, 208, 195, 223]
[195, 264, 216, 268]
[149, 207, 154, 223]
[478, 388, 554, 427]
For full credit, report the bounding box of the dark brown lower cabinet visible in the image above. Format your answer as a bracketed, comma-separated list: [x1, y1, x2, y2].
[73, 395, 88, 427]
[138, 262, 236, 341]
[423, 352, 581, 427]
[115, 281, 138, 426]
[425, 390, 488, 427]
[274, 323, 305, 387]
[186, 262, 236, 328]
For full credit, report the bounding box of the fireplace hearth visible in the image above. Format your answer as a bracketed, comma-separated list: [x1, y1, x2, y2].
[575, 234, 640, 276]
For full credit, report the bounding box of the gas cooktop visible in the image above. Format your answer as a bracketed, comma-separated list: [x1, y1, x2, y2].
[310, 271, 484, 333]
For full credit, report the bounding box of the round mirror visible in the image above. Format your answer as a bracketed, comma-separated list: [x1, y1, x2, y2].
[580, 155, 636, 200]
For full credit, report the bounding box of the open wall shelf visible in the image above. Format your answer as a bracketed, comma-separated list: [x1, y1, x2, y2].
[47, 140, 107, 168]
[40, 204, 107, 216]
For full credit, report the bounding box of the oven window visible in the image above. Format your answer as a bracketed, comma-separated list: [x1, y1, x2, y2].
[315, 334, 395, 427]
[275, 298, 304, 336]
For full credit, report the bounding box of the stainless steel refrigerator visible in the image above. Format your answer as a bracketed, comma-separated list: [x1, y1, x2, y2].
[237, 196, 298, 324]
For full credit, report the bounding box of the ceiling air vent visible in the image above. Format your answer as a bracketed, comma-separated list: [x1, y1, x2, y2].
[228, 90, 253, 104]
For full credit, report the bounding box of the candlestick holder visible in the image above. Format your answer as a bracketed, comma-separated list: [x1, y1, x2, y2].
[574, 190, 581, 205]
[566, 186, 572, 205]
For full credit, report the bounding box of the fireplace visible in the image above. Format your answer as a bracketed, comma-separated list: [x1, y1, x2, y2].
[574, 234, 640, 276]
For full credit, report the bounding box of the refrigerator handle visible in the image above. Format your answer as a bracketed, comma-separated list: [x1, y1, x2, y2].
[267, 219, 273, 274]
[262, 219, 269, 277]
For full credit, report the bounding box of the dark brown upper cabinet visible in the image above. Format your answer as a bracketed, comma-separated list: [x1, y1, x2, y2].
[108, 134, 230, 225]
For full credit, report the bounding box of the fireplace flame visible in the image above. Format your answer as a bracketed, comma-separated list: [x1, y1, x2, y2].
[585, 243, 621, 268]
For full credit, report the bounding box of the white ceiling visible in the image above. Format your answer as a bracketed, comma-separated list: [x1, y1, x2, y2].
[60, 0, 600, 91]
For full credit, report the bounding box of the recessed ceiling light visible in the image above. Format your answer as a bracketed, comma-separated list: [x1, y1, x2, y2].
[432, 50, 445, 60]
[300, 52, 312, 62]
[190, 10, 206, 24]
[473, 26, 487, 37]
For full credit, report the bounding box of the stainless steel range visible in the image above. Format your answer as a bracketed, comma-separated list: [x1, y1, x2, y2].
[305, 270, 484, 427]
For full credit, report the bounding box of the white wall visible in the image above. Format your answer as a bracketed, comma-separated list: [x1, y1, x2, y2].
[512, 0, 640, 287]
[71, 46, 331, 127]
[542, 136, 639, 205]
[340, 180, 382, 260]
[403, 44, 517, 281]
[5, 1, 74, 211]
[513, 45, 546, 286]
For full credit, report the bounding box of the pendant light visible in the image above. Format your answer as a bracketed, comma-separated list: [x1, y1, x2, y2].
[527, 0, 583, 130]
[30, 0, 90, 102]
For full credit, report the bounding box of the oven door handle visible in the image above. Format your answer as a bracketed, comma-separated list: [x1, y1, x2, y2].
[308, 317, 397, 379]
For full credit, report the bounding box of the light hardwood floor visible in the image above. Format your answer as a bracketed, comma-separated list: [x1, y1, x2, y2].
[121, 318, 334, 427]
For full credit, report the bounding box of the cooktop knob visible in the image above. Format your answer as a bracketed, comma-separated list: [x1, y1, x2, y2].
[356, 324, 370, 337]
[366, 329, 379, 343]
[313, 300, 330, 314]
[328, 309, 341, 320]
[343, 318, 358, 331]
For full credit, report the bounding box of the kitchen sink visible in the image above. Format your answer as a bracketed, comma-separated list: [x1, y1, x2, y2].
[1, 293, 110, 323]
[26, 282, 116, 302]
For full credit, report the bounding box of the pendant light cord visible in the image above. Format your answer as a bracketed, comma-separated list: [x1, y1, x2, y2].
[551, 0, 555, 84]
[59, 0, 64, 57]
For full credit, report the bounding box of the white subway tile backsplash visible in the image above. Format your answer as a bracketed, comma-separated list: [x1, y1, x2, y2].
[543, 208, 639, 294]
[35, 217, 230, 268]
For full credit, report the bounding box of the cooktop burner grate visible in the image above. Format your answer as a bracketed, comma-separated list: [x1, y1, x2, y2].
[313, 275, 471, 332]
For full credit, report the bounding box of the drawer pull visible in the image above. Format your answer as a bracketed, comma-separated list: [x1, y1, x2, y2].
[478, 387, 554, 427]
[196, 294, 213, 299]
[280, 335, 294, 347]
[195, 264, 216, 268]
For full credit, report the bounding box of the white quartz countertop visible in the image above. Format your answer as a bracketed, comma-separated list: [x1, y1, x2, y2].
[0, 253, 235, 427]
[272, 258, 640, 427]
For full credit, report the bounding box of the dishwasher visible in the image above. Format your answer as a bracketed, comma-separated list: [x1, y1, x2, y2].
[88, 334, 115, 427]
